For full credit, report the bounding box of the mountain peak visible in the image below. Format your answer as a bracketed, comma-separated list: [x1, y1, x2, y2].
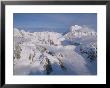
[70, 25, 82, 32]
[70, 25, 95, 33]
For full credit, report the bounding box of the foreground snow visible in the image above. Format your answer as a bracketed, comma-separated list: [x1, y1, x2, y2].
[14, 25, 97, 75]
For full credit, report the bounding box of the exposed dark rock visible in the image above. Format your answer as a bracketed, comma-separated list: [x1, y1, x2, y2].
[44, 58, 53, 75]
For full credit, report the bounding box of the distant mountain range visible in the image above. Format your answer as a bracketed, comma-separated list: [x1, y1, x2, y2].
[16, 27, 68, 34]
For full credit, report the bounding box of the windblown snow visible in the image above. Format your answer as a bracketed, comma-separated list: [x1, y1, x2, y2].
[14, 25, 97, 75]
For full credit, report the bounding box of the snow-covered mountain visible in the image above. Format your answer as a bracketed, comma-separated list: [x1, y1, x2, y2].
[14, 28, 63, 46]
[64, 25, 96, 41]
[64, 25, 97, 61]
[14, 25, 97, 75]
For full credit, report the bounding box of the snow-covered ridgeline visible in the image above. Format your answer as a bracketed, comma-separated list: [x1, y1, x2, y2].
[14, 28, 63, 46]
[13, 25, 97, 75]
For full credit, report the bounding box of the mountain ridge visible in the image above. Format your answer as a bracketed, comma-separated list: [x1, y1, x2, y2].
[13, 25, 97, 75]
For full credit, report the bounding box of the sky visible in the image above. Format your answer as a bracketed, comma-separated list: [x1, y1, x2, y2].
[13, 13, 97, 33]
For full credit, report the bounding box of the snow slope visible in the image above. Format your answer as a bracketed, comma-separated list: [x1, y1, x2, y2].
[14, 26, 97, 75]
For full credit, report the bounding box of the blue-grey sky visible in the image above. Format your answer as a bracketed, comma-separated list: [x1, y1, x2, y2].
[13, 13, 97, 33]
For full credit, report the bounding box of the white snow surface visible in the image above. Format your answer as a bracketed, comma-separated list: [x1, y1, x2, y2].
[14, 26, 97, 75]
